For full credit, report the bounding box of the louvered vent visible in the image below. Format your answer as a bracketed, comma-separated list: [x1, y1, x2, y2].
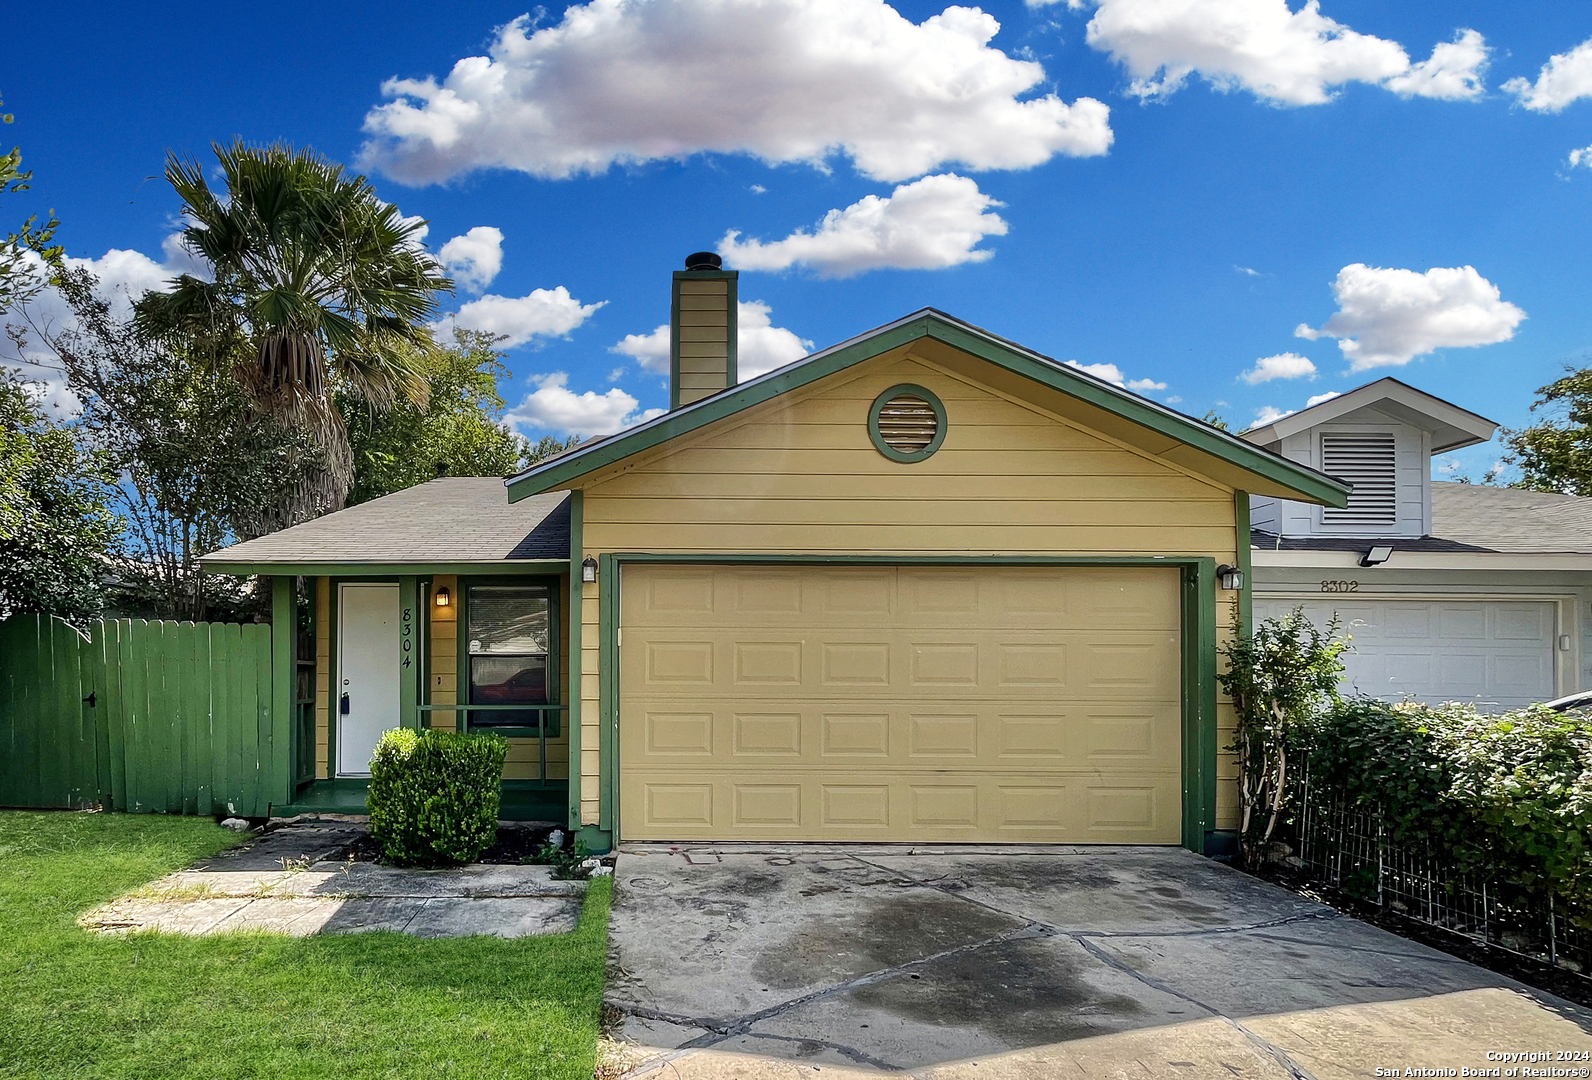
[875, 393, 939, 454]
[1321, 433, 1397, 525]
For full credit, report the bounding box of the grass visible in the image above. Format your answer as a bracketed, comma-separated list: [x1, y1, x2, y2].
[0, 811, 612, 1080]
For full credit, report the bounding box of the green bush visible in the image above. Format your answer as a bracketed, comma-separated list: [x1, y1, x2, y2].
[1304, 698, 1592, 916]
[366, 728, 509, 866]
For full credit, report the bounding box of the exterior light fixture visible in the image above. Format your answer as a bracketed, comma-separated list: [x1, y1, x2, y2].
[581, 557, 598, 583]
[1215, 564, 1244, 591]
[1359, 545, 1394, 568]
[434, 586, 451, 607]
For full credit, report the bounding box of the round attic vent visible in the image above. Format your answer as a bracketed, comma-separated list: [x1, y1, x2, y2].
[869, 384, 947, 463]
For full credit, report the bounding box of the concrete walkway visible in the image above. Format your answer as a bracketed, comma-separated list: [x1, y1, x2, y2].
[606, 845, 1592, 1079]
[81, 823, 584, 938]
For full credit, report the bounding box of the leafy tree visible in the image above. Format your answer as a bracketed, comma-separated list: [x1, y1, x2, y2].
[0, 370, 120, 620]
[1202, 410, 1230, 431]
[0, 95, 62, 314]
[341, 330, 524, 504]
[521, 433, 582, 469]
[1217, 608, 1348, 870]
[34, 266, 320, 620]
[1502, 366, 1592, 496]
[135, 140, 451, 528]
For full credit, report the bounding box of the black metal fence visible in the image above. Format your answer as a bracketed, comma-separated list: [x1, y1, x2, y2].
[1296, 767, 1591, 976]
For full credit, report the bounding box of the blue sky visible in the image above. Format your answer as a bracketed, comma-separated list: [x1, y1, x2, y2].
[6, 0, 1592, 478]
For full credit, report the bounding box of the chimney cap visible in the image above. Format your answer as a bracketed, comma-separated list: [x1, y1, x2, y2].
[684, 251, 722, 271]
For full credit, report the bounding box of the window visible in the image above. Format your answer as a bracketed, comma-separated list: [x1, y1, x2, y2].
[869, 383, 947, 462]
[1321, 432, 1398, 526]
[466, 584, 552, 730]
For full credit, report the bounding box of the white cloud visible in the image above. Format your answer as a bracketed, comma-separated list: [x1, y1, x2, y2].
[1235, 265, 1260, 276]
[504, 372, 666, 437]
[358, 0, 1112, 186]
[1079, 0, 1484, 105]
[438, 287, 604, 348]
[737, 300, 814, 378]
[1240, 351, 1317, 384]
[610, 300, 812, 379]
[1504, 36, 1592, 112]
[1295, 264, 1526, 371]
[1386, 30, 1489, 101]
[1164, 394, 1182, 404]
[1306, 390, 1341, 407]
[1569, 145, 1592, 170]
[438, 226, 504, 292]
[1065, 360, 1165, 393]
[611, 324, 671, 374]
[719, 174, 1008, 278]
[750, 184, 767, 194]
[1253, 404, 1295, 425]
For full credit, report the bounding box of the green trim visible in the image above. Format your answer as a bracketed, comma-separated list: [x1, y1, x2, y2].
[598, 552, 620, 834]
[270, 576, 295, 806]
[669, 269, 739, 410]
[507, 310, 1350, 507]
[868, 382, 948, 463]
[201, 560, 568, 577]
[1234, 491, 1253, 638]
[597, 553, 1220, 854]
[566, 491, 583, 831]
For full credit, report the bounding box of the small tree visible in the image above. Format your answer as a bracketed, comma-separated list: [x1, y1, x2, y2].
[1217, 608, 1348, 869]
[0, 371, 120, 620]
[1502, 365, 1592, 496]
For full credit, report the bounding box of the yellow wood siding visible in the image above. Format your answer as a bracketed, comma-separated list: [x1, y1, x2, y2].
[576, 348, 1242, 832]
[675, 278, 729, 405]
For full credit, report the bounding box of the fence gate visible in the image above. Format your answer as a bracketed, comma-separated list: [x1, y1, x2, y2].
[0, 614, 276, 817]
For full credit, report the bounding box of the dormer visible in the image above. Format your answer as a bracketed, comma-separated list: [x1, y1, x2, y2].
[1242, 378, 1497, 539]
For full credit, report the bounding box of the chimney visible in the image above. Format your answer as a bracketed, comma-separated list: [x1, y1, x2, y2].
[670, 251, 738, 409]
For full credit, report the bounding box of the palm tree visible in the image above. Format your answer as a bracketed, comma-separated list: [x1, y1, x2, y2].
[135, 140, 452, 531]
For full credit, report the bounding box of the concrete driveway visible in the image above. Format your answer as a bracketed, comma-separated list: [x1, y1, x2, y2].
[606, 845, 1592, 1079]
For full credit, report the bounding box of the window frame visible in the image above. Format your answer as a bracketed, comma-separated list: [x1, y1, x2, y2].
[456, 575, 561, 738]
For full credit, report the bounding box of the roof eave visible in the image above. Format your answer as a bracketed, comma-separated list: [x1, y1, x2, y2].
[506, 310, 1351, 508]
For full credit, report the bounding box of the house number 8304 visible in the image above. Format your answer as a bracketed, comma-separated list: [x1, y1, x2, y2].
[1320, 580, 1359, 593]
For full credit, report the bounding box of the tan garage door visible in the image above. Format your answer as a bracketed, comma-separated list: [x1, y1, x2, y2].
[619, 564, 1183, 844]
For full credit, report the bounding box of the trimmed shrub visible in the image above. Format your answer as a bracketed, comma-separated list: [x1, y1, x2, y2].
[1303, 698, 1592, 917]
[367, 728, 509, 866]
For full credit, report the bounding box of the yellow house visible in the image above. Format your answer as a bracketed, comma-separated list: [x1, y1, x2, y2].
[200, 253, 1349, 855]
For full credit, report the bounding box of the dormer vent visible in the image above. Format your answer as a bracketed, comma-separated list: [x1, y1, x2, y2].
[1321, 433, 1397, 526]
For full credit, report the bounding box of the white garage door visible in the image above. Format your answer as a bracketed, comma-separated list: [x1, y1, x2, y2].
[1254, 598, 1556, 711]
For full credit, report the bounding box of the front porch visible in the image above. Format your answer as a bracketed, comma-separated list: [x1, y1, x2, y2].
[275, 778, 569, 822]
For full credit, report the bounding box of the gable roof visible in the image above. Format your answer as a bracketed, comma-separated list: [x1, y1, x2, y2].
[1240, 377, 1497, 454]
[505, 309, 1351, 508]
[198, 479, 570, 573]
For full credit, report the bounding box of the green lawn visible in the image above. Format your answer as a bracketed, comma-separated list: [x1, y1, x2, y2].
[0, 811, 612, 1079]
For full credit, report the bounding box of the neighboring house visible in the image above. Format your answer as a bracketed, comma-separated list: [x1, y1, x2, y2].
[1245, 379, 1592, 711]
[200, 254, 1350, 854]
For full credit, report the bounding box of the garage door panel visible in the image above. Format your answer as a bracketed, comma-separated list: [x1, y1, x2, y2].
[624, 769, 1182, 842]
[622, 565, 1183, 843]
[1255, 597, 1555, 711]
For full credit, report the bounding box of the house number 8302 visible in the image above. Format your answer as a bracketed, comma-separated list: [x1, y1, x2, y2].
[1320, 580, 1359, 593]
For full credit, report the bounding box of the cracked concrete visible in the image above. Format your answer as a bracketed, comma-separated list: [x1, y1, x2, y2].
[81, 821, 583, 938]
[607, 846, 1592, 1078]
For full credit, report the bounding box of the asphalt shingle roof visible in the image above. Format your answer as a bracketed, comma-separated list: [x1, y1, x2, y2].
[1254, 481, 1592, 555]
[200, 478, 569, 566]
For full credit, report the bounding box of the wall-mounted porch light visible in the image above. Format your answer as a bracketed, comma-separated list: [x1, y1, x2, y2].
[581, 557, 598, 583]
[1215, 564, 1244, 591]
[1359, 545, 1394, 568]
[434, 586, 451, 607]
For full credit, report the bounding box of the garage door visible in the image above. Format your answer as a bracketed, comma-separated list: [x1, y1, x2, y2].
[1254, 598, 1556, 711]
[618, 564, 1183, 844]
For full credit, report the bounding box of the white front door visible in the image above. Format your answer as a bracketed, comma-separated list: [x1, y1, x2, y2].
[338, 583, 401, 776]
[1255, 597, 1557, 711]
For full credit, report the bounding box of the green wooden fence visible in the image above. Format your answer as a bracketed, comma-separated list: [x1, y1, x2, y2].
[0, 614, 277, 817]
